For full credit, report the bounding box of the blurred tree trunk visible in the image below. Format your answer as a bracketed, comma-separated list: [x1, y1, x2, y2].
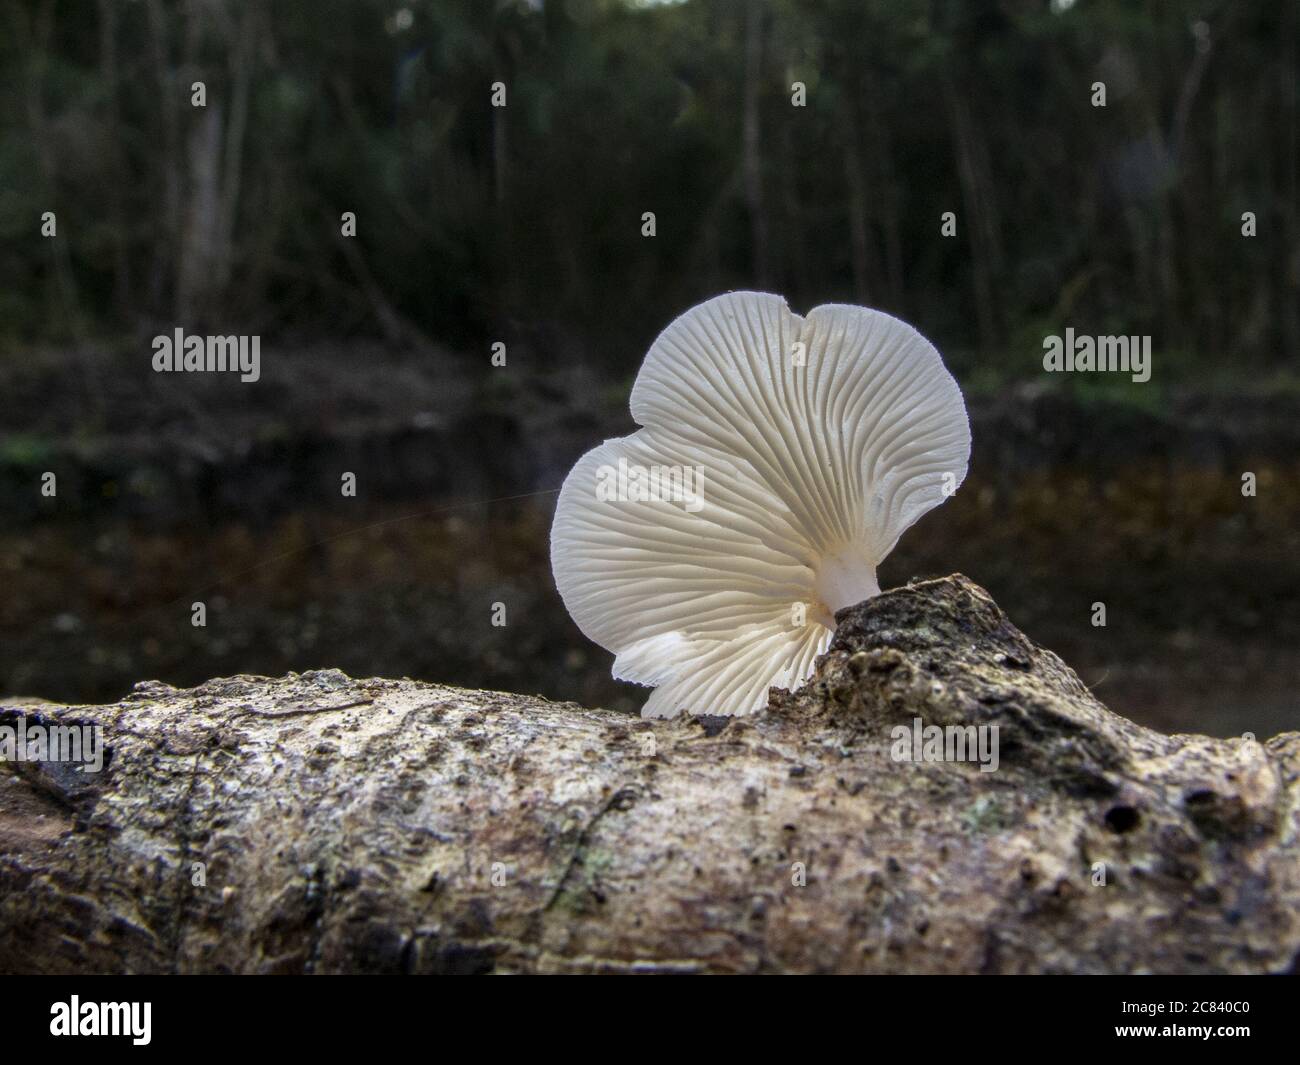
[178, 102, 224, 322]
[864, 72, 904, 311]
[97, 0, 131, 317]
[779, 119, 808, 301]
[216, 6, 254, 297]
[12, 0, 81, 336]
[942, 68, 1002, 351]
[842, 94, 871, 304]
[1283, 1, 1299, 365]
[742, 0, 770, 288]
[1171, 20, 1214, 350]
[145, 0, 184, 317]
[492, 96, 507, 208]
[176, 1, 253, 324]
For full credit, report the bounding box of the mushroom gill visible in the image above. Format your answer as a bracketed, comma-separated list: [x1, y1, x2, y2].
[550, 291, 970, 718]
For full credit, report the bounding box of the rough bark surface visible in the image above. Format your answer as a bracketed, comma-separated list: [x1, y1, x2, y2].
[2, 575, 1297, 974]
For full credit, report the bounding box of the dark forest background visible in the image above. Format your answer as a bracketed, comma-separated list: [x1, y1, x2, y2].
[1, 0, 1298, 739]
[3, 0, 1297, 374]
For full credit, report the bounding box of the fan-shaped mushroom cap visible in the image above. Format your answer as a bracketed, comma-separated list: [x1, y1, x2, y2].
[551, 292, 970, 718]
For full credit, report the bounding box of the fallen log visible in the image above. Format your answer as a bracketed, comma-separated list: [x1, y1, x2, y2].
[2, 575, 1297, 974]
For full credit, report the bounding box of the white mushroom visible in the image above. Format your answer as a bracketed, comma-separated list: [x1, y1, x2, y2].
[551, 291, 970, 719]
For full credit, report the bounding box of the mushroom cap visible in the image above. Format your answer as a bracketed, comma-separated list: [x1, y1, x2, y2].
[551, 291, 970, 718]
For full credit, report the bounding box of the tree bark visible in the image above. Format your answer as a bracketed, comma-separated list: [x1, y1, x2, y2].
[2, 576, 1298, 974]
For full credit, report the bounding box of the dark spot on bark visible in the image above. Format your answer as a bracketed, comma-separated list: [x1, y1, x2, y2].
[1059, 767, 1120, 799]
[1183, 787, 1260, 841]
[1104, 804, 1141, 833]
[996, 651, 1033, 670]
[348, 921, 407, 973]
[426, 942, 497, 976]
[610, 786, 638, 811]
[695, 715, 730, 737]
